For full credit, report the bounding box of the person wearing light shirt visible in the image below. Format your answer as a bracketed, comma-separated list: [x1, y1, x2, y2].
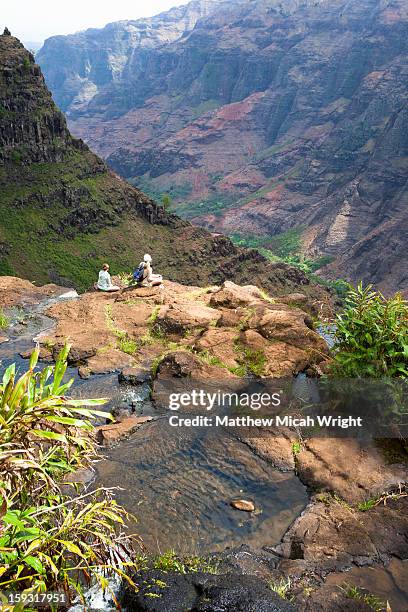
[97, 263, 120, 292]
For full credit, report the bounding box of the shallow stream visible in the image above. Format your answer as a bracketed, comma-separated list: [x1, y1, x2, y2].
[0, 293, 307, 555]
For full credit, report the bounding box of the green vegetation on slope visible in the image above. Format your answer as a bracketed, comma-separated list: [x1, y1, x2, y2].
[230, 231, 348, 296]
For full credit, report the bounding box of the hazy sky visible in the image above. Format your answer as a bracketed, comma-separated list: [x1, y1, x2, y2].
[2, 0, 188, 44]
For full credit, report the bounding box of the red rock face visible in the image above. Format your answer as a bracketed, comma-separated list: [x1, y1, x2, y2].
[38, 0, 408, 293]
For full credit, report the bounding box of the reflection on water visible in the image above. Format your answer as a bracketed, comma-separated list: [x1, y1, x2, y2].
[95, 418, 308, 555]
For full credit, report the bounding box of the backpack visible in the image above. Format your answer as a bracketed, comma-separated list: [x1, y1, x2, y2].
[133, 263, 145, 283]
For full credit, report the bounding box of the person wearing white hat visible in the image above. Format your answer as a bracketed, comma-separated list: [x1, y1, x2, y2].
[139, 254, 163, 287]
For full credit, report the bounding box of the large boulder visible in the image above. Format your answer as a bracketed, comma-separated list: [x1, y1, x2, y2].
[155, 302, 221, 335]
[296, 438, 407, 504]
[249, 304, 327, 355]
[276, 496, 408, 567]
[240, 329, 312, 377]
[123, 570, 296, 611]
[210, 281, 264, 309]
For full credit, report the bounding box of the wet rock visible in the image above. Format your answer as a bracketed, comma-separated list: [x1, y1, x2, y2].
[154, 350, 236, 383]
[78, 366, 91, 379]
[230, 499, 255, 512]
[0, 336, 8, 344]
[96, 415, 153, 446]
[50, 342, 97, 365]
[296, 439, 406, 504]
[118, 367, 152, 386]
[19, 346, 53, 362]
[123, 570, 295, 611]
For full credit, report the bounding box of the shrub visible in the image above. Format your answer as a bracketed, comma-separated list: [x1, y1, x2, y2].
[0, 345, 137, 603]
[0, 307, 9, 330]
[161, 194, 172, 211]
[330, 283, 408, 377]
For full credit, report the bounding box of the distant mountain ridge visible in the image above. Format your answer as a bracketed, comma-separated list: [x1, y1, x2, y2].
[37, 0, 234, 115]
[37, 0, 408, 294]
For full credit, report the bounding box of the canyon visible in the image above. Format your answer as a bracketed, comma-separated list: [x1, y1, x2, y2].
[37, 0, 408, 293]
[0, 30, 320, 296]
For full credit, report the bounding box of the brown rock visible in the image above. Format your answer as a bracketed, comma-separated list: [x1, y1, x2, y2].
[0, 336, 9, 344]
[115, 286, 162, 301]
[240, 329, 312, 377]
[78, 366, 91, 379]
[154, 350, 237, 382]
[249, 304, 328, 355]
[278, 293, 317, 316]
[276, 496, 408, 565]
[87, 351, 134, 374]
[244, 429, 297, 471]
[230, 499, 256, 512]
[217, 307, 247, 328]
[119, 367, 152, 385]
[195, 328, 240, 369]
[156, 302, 220, 335]
[210, 281, 263, 309]
[297, 438, 407, 504]
[52, 343, 97, 365]
[20, 346, 53, 361]
[97, 415, 153, 446]
[0, 276, 73, 309]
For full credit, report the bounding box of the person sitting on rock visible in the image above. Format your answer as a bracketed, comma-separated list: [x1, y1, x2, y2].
[96, 263, 120, 292]
[139, 254, 163, 287]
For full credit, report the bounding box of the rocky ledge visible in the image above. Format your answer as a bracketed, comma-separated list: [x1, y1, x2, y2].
[1, 276, 407, 610]
[35, 278, 329, 381]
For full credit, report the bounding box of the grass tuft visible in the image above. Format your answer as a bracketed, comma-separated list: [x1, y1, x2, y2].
[268, 577, 293, 600]
[0, 307, 9, 330]
[341, 584, 386, 611]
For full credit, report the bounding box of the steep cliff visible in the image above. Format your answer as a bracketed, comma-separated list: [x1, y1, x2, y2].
[38, 0, 408, 293]
[0, 31, 318, 296]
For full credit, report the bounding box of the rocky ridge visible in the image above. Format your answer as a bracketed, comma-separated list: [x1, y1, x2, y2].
[38, 0, 408, 293]
[0, 31, 328, 297]
[34, 278, 329, 379]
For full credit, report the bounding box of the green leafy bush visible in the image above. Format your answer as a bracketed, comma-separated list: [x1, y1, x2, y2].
[0, 345, 137, 603]
[331, 283, 408, 377]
